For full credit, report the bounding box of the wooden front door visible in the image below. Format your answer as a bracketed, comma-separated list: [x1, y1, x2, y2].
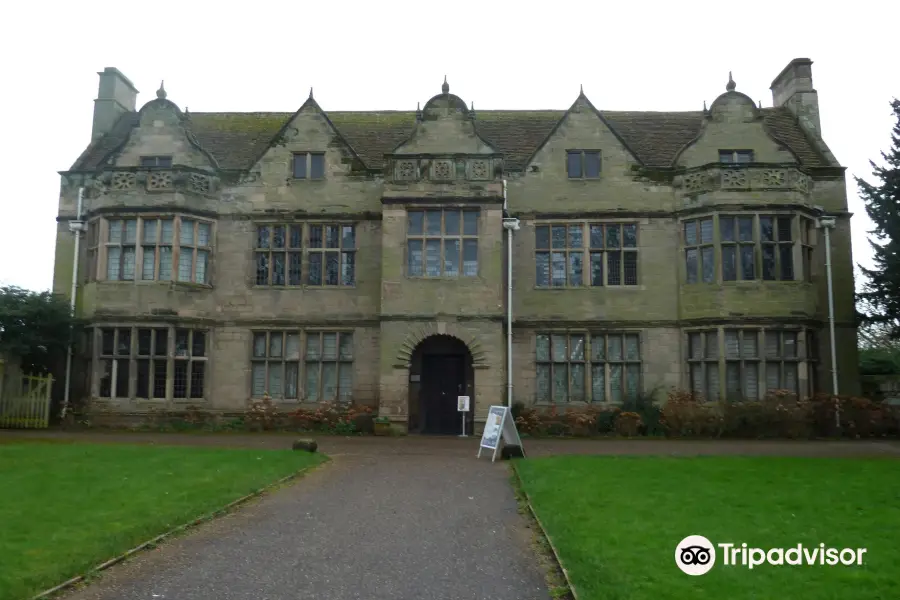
[421, 354, 465, 435]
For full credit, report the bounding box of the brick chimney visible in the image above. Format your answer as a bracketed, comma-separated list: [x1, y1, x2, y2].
[770, 58, 820, 137]
[91, 67, 138, 140]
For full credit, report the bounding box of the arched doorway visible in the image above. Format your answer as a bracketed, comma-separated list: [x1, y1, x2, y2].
[407, 335, 474, 435]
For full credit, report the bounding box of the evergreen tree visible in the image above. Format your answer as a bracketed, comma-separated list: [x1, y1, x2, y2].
[857, 99, 900, 338]
[0, 285, 78, 374]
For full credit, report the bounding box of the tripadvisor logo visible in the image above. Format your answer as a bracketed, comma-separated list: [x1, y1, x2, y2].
[675, 535, 868, 576]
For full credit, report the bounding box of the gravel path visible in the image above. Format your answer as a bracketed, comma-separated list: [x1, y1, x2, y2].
[59, 451, 549, 600]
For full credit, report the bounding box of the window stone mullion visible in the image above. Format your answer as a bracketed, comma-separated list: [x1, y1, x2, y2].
[165, 325, 175, 407]
[716, 327, 725, 402]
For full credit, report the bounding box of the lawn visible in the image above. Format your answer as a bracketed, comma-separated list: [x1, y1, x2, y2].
[0, 441, 325, 600]
[516, 456, 900, 600]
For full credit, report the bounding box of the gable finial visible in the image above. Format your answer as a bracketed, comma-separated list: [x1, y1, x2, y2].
[726, 71, 736, 92]
[309, 87, 314, 100]
[416, 101, 423, 122]
[470, 100, 476, 119]
[156, 80, 167, 100]
[703, 100, 708, 112]
[442, 75, 449, 94]
[758, 99, 762, 109]
[580, 83, 584, 95]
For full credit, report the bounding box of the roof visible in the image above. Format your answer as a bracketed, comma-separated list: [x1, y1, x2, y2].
[69, 105, 829, 172]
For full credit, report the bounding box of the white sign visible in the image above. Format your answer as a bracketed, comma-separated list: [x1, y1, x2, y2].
[477, 405, 526, 462]
[457, 395, 470, 412]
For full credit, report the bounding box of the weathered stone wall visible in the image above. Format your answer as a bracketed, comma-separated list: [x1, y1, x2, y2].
[51, 70, 862, 424]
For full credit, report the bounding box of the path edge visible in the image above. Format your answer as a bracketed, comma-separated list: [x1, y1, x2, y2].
[510, 461, 580, 600]
[30, 456, 331, 600]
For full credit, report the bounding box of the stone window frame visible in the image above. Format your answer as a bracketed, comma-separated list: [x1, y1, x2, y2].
[718, 150, 754, 164]
[250, 329, 354, 402]
[535, 221, 639, 288]
[292, 152, 326, 180]
[140, 155, 173, 168]
[93, 325, 208, 402]
[254, 222, 356, 287]
[405, 208, 479, 278]
[799, 216, 816, 283]
[85, 220, 100, 283]
[682, 212, 814, 285]
[686, 326, 817, 401]
[535, 331, 642, 404]
[94, 215, 213, 285]
[566, 149, 602, 179]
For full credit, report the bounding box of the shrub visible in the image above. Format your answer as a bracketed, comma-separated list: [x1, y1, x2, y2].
[285, 401, 374, 435]
[808, 394, 900, 438]
[245, 394, 279, 431]
[659, 390, 724, 438]
[721, 391, 812, 439]
[615, 411, 643, 437]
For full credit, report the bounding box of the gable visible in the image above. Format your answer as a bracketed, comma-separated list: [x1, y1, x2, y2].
[69, 105, 829, 173]
[107, 96, 217, 170]
[676, 92, 799, 167]
[240, 100, 366, 175]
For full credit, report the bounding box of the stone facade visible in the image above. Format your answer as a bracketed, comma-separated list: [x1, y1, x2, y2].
[53, 61, 860, 433]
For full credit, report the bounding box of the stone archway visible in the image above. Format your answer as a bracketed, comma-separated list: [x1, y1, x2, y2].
[394, 321, 487, 368]
[406, 334, 476, 435]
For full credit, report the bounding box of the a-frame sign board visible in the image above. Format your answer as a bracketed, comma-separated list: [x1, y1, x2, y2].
[477, 405, 526, 462]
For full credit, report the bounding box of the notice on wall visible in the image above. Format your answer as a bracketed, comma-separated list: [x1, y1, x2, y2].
[477, 405, 525, 462]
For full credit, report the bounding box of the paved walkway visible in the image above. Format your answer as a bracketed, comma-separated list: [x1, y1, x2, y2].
[46, 435, 550, 600]
[5, 431, 899, 600]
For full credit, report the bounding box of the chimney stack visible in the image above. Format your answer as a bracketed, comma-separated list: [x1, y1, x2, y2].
[91, 67, 138, 140]
[770, 58, 820, 137]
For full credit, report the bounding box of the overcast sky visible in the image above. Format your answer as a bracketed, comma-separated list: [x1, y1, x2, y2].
[1, 0, 896, 293]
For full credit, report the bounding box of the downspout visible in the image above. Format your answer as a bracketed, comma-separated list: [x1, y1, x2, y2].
[501, 180, 520, 409]
[61, 186, 86, 421]
[817, 214, 839, 428]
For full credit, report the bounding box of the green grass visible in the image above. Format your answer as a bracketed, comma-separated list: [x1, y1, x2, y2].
[516, 456, 900, 600]
[0, 441, 325, 600]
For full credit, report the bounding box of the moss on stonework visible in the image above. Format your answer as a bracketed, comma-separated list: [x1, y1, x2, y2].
[629, 165, 676, 184]
[329, 111, 417, 126]
[189, 112, 291, 135]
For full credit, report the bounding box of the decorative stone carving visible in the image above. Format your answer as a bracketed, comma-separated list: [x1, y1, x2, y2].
[787, 169, 811, 193]
[760, 169, 787, 187]
[396, 160, 417, 181]
[92, 177, 108, 195]
[111, 172, 136, 190]
[189, 173, 211, 194]
[721, 169, 748, 189]
[470, 159, 490, 180]
[147, 171, 174, 191]
[683, 171, 709, 193]
[432, 160, 453, 181]
[678, 166, 812, 196]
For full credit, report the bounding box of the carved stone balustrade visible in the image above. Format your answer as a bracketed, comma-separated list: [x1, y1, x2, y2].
[88, 167, 219, 197]
[389, 156, 503, 183]
[673, 164, 812, 197]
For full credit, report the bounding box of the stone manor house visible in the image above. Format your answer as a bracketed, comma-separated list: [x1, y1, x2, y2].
[53, 58, 859, 433]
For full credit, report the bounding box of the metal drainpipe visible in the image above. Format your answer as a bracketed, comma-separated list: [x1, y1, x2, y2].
[61, 186, 86, 421]
[817, 215, 839, 429]
[502, 180, 519, 409]
[506, 187, 512, 409]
